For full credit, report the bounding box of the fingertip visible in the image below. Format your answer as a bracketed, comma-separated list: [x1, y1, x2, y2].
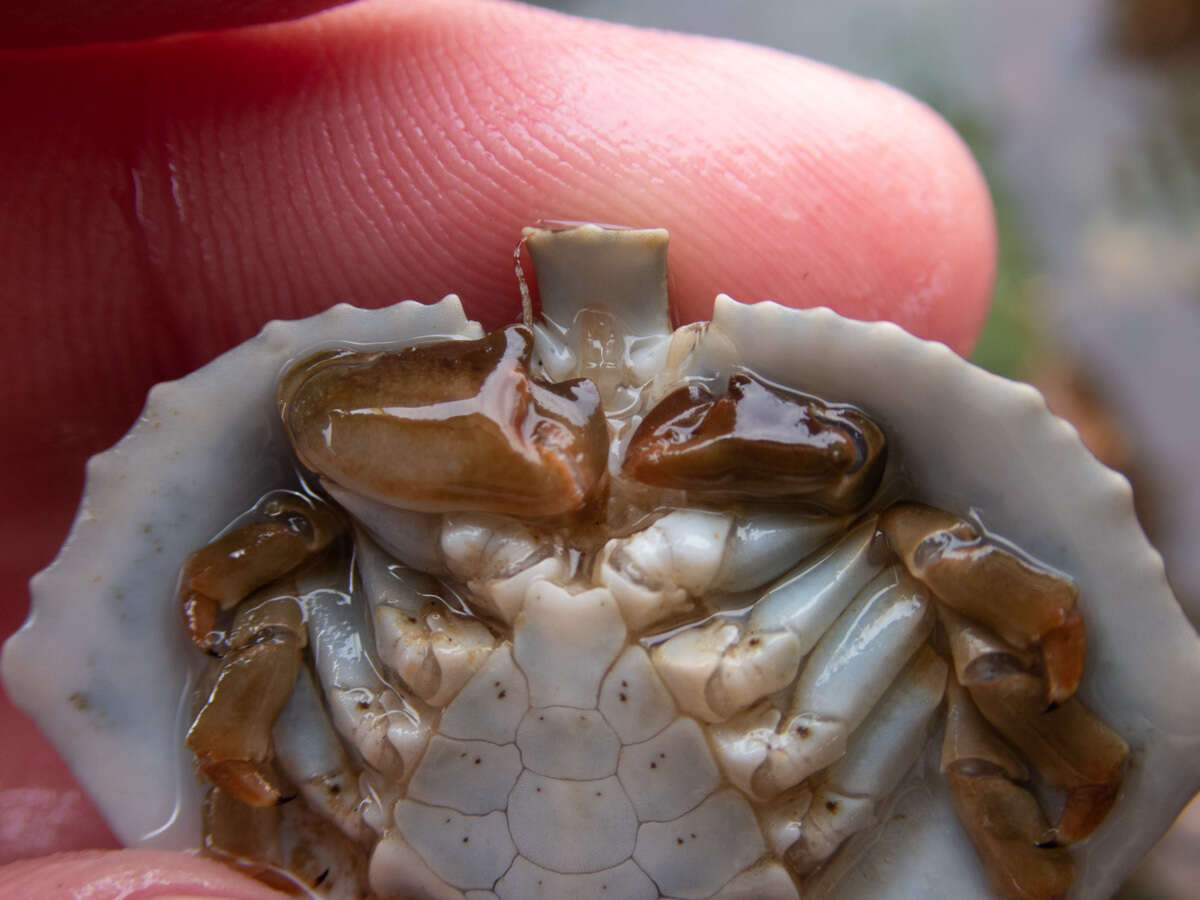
[614, 52, 998, 354]
[0, 849, 286, 898]
[5, 0, 994, 352]
[854, 79, 998, 354]
[333, 1, 998, 351]
[764, 74, 997, 355]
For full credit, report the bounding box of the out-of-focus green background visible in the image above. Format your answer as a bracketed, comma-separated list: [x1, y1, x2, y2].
[530, 1, 1200, 896]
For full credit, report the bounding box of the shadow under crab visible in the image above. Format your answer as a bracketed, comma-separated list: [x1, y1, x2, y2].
[4, 226, 1200, 900]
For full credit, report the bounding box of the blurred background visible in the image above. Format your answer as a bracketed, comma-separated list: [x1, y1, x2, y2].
[528, 0, 1200, 896]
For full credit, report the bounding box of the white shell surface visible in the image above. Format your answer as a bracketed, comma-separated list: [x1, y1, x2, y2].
[512, 583, 628, 709]
[1, 297, 484, 849]
[516, 707, 620, 779]
[395, 800, 517, 890]
[508, 771, 638, 873]
[407, 736, 522, 815]
[2, 291, 1198, 898]
[710, 296, 1200, 898]
[633, 789, 766, 900]
[617, 717, 720, 822]
[494, 856, 658, 900]
[598, 646, 677, 743]
[439, 645, 529, 744]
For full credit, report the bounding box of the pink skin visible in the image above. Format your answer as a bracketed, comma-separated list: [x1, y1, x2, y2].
[0, 850, 293, 898]
[0, 0, 995, 893]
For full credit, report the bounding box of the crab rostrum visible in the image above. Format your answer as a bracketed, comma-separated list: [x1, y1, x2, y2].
[177, 227, 1127, 900]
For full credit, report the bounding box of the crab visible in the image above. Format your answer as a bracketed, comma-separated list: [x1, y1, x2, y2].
[173, 225, 1119, 899]
[5, 225, 1200, 900]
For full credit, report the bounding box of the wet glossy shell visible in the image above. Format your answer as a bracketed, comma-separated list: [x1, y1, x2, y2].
[4, 294, 1199, 898]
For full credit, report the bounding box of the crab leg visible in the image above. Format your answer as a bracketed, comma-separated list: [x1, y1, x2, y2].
[355, 530, 495, 706]
[747, 517, 885, 653]
[185, 590, 306, 806]
[652, 619, 803, 725]
[304, 581, 430, 779]
[272, 665, 372, 844]
[651, 518, 882, 722]
[744, 568, 934, 798]
[178, 491, 343, 651]
[881, 503, 1085, 705]
[783, 645, 948, 874]
[941, 679, 1075, 900]
[599, 508, 854, 632]
[941, 608, 1128, 844]
[324, 481, 568, 625]
[323, 481, 446, 575]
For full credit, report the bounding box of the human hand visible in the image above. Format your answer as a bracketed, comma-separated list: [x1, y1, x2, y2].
[0, 0, 994, 893]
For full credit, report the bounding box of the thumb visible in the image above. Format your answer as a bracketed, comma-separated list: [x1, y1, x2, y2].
[0, 850, 289, 898]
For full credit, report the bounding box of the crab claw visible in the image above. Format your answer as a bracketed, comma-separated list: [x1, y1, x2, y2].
[942, 607, 1129, 845]
[622, 372, 886, 514]
[880, 503, 1085, 705]
[185, 592, 307, 806]
[179, 492, 343, 651]
[942, 679, 1075, 900]
[278, 325, 608, 519]
[202, 787, 283, 877]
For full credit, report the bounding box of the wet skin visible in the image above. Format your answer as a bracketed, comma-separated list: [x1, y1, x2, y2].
[0, 0, 995, 893]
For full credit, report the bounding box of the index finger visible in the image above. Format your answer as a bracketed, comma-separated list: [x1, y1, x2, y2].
[0, 0, 994, 864]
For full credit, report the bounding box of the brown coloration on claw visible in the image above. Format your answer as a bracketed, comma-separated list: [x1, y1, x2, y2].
[279, 326, 608, 518]
[969, 674, 1127, 845]
[622, 373, 886, 514]
[203, 788, 286, 880]
[204, 786, 368, 896]
[186, 594, 307, 807]
[880, 503, 1084, 705]
[179, 494, 343, 650]
[941, 678, 1028, 783]
[944, 770, 1075, 900]
[1039, 611, 1086, 705]
[941, 680, 1075, 900]
[941, 608, 1129, 845]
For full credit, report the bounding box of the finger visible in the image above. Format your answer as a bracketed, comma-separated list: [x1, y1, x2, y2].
[0, 0, 994, 862]
[0, 849, 287, 898]
[0, 0, 350, 50]
[0, 689, 119, 862]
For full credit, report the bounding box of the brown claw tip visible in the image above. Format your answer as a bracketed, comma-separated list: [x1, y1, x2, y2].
[1041, 612, 1086, 706]
[881, 504, 1082, 676]
[202, 759, 286, 808]
[181, 588, 218, 651]
[1053, 778, 1123, 845]
[945, 769, 1075, 900]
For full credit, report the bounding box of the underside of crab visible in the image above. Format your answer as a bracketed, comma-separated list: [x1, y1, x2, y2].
[5, 225, 1199, 900]
[174, 227, 1128, 900]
